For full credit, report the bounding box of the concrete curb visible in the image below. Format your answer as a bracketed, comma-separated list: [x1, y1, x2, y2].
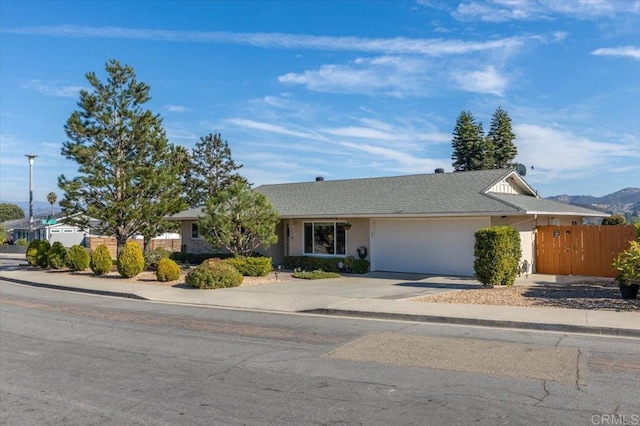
[302, 308, 640, 338]
[3, 275, 638, 338]
[0, 276, 148, 301]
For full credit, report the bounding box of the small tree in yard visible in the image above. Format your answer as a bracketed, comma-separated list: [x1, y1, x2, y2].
[198, 181, 279, 256]
[474, 226, 521, 287]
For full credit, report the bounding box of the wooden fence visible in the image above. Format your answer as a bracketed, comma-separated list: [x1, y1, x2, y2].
[86, 237, 182, 258]
[535, 225, 636, 277]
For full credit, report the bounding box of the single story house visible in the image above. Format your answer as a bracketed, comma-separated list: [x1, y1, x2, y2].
[170, 169, 606, 276]
[5, 213, 100, 247]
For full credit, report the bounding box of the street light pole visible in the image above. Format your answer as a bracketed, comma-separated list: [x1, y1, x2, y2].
[25, 154, 37, 241]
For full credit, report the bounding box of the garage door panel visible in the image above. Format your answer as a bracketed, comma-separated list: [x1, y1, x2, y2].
[372, 218, 490, 276]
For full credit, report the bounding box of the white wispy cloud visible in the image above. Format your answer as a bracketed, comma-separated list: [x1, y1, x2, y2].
[279, 55, 433, 97]
[322, 123, 450, 146]
[591, 46, 640, 60]
[514, 123, 639, 182]
[21, 80, 84, 97]
[451, 65, 508, 96]
[3, 25, 525, 56]
[339, 141, 449, 174]
[451, 0, 640, 22]
[165, 105, 191, 112]
[226, 118, 326, 141]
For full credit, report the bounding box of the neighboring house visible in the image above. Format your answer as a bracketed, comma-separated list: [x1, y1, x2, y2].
[170, 169, 606, 276]
[4, 212, 98, 247]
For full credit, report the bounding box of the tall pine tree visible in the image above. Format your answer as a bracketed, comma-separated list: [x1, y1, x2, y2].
[185, 132, 248, 208]
[486, 107, 517, 169]
[58, 59, 186, 254]
[451, 111, 490, 171]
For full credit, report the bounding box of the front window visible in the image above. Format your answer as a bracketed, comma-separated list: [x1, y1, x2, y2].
[191, 223, 200, 239]
[303, 222, 346, 255]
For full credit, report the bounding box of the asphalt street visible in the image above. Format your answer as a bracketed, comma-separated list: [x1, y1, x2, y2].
[1, 282, 639, 425]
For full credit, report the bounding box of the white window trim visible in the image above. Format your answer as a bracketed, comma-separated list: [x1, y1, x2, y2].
[302, 221, 347, 257]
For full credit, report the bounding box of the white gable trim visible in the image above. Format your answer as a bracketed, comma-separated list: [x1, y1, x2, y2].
[485, 170, 536, 196]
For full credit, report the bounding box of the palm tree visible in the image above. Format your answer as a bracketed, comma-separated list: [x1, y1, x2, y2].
[47, 192, 57, 216]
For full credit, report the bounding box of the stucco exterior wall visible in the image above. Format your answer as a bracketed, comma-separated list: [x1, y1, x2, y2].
[180, 220, 214, 254]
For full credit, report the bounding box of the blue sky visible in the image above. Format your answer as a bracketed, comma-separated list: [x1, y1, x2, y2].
[1, 0, 638, 204]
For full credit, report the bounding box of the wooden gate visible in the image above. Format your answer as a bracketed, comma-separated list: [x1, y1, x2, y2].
[535, 225, 636, 277]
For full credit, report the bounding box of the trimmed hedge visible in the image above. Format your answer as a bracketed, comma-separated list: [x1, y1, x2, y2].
[292, 270, 341, 280]
[185, 258, 243, 289]
[224, 256, 272, 277]
[283, 256, 369, 274]
[90, 244, 113, 275]
[156, 257, 181, 282]
[117, 242, 145, 278]
[170, 252, 233, 265]
[351, 259, 370, 274]
[67, 245, 90, 271]
[473, 226, 521, 287]
[47, 242, 68, 269]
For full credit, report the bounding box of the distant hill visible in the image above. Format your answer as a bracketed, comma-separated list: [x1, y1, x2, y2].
[0, 201, 59, 217]
[547, 187, 640, 222]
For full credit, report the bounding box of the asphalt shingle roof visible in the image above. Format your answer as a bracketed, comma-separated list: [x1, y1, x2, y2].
[169, 170, 606, 219]
[254, 169, 605, 218]
[488, 193, 606, 216]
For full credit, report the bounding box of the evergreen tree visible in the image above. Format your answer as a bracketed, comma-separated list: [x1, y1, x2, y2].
[0, 203, 24, 222]
[58, 59, 186, 255]
[451, 111, 490, 171]
[186, 132, 248, 208]
[486, 107, 517, 168]
[198, 181, 279, 256]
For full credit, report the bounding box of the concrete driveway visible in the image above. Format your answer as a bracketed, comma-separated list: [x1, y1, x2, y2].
[215, 272, 483, 302]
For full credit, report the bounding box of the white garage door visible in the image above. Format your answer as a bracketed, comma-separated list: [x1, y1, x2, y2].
[371, 218, 490, 276]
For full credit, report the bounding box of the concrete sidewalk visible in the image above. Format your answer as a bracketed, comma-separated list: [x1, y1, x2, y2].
[1, 254, 639, 337]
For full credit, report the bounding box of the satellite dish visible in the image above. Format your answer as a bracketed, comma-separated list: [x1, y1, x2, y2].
[515, 163, 527, 176]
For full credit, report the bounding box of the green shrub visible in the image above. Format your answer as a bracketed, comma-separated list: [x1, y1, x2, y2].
[185, 258, 243, 289]
[170, 252, 233, 265]
[67, 245, 90, 271]
[15, 238, 28, 247]
[474, 226, 521, 287]
[144, 247, 171, 270]
[351, 259, 370, 274]
[156, 257, 181, 282]
[90, 244, 113, 275]
[292, 270, 341, 280]
[47, 242, 68, 269]
[35, 240, 51, 268]
[26, 239, 43, 266]
[117, 242, 145, 278]
[224, 256, 272, 276]
[613, 241, 640, 285]
[283, 256, 369, 274]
